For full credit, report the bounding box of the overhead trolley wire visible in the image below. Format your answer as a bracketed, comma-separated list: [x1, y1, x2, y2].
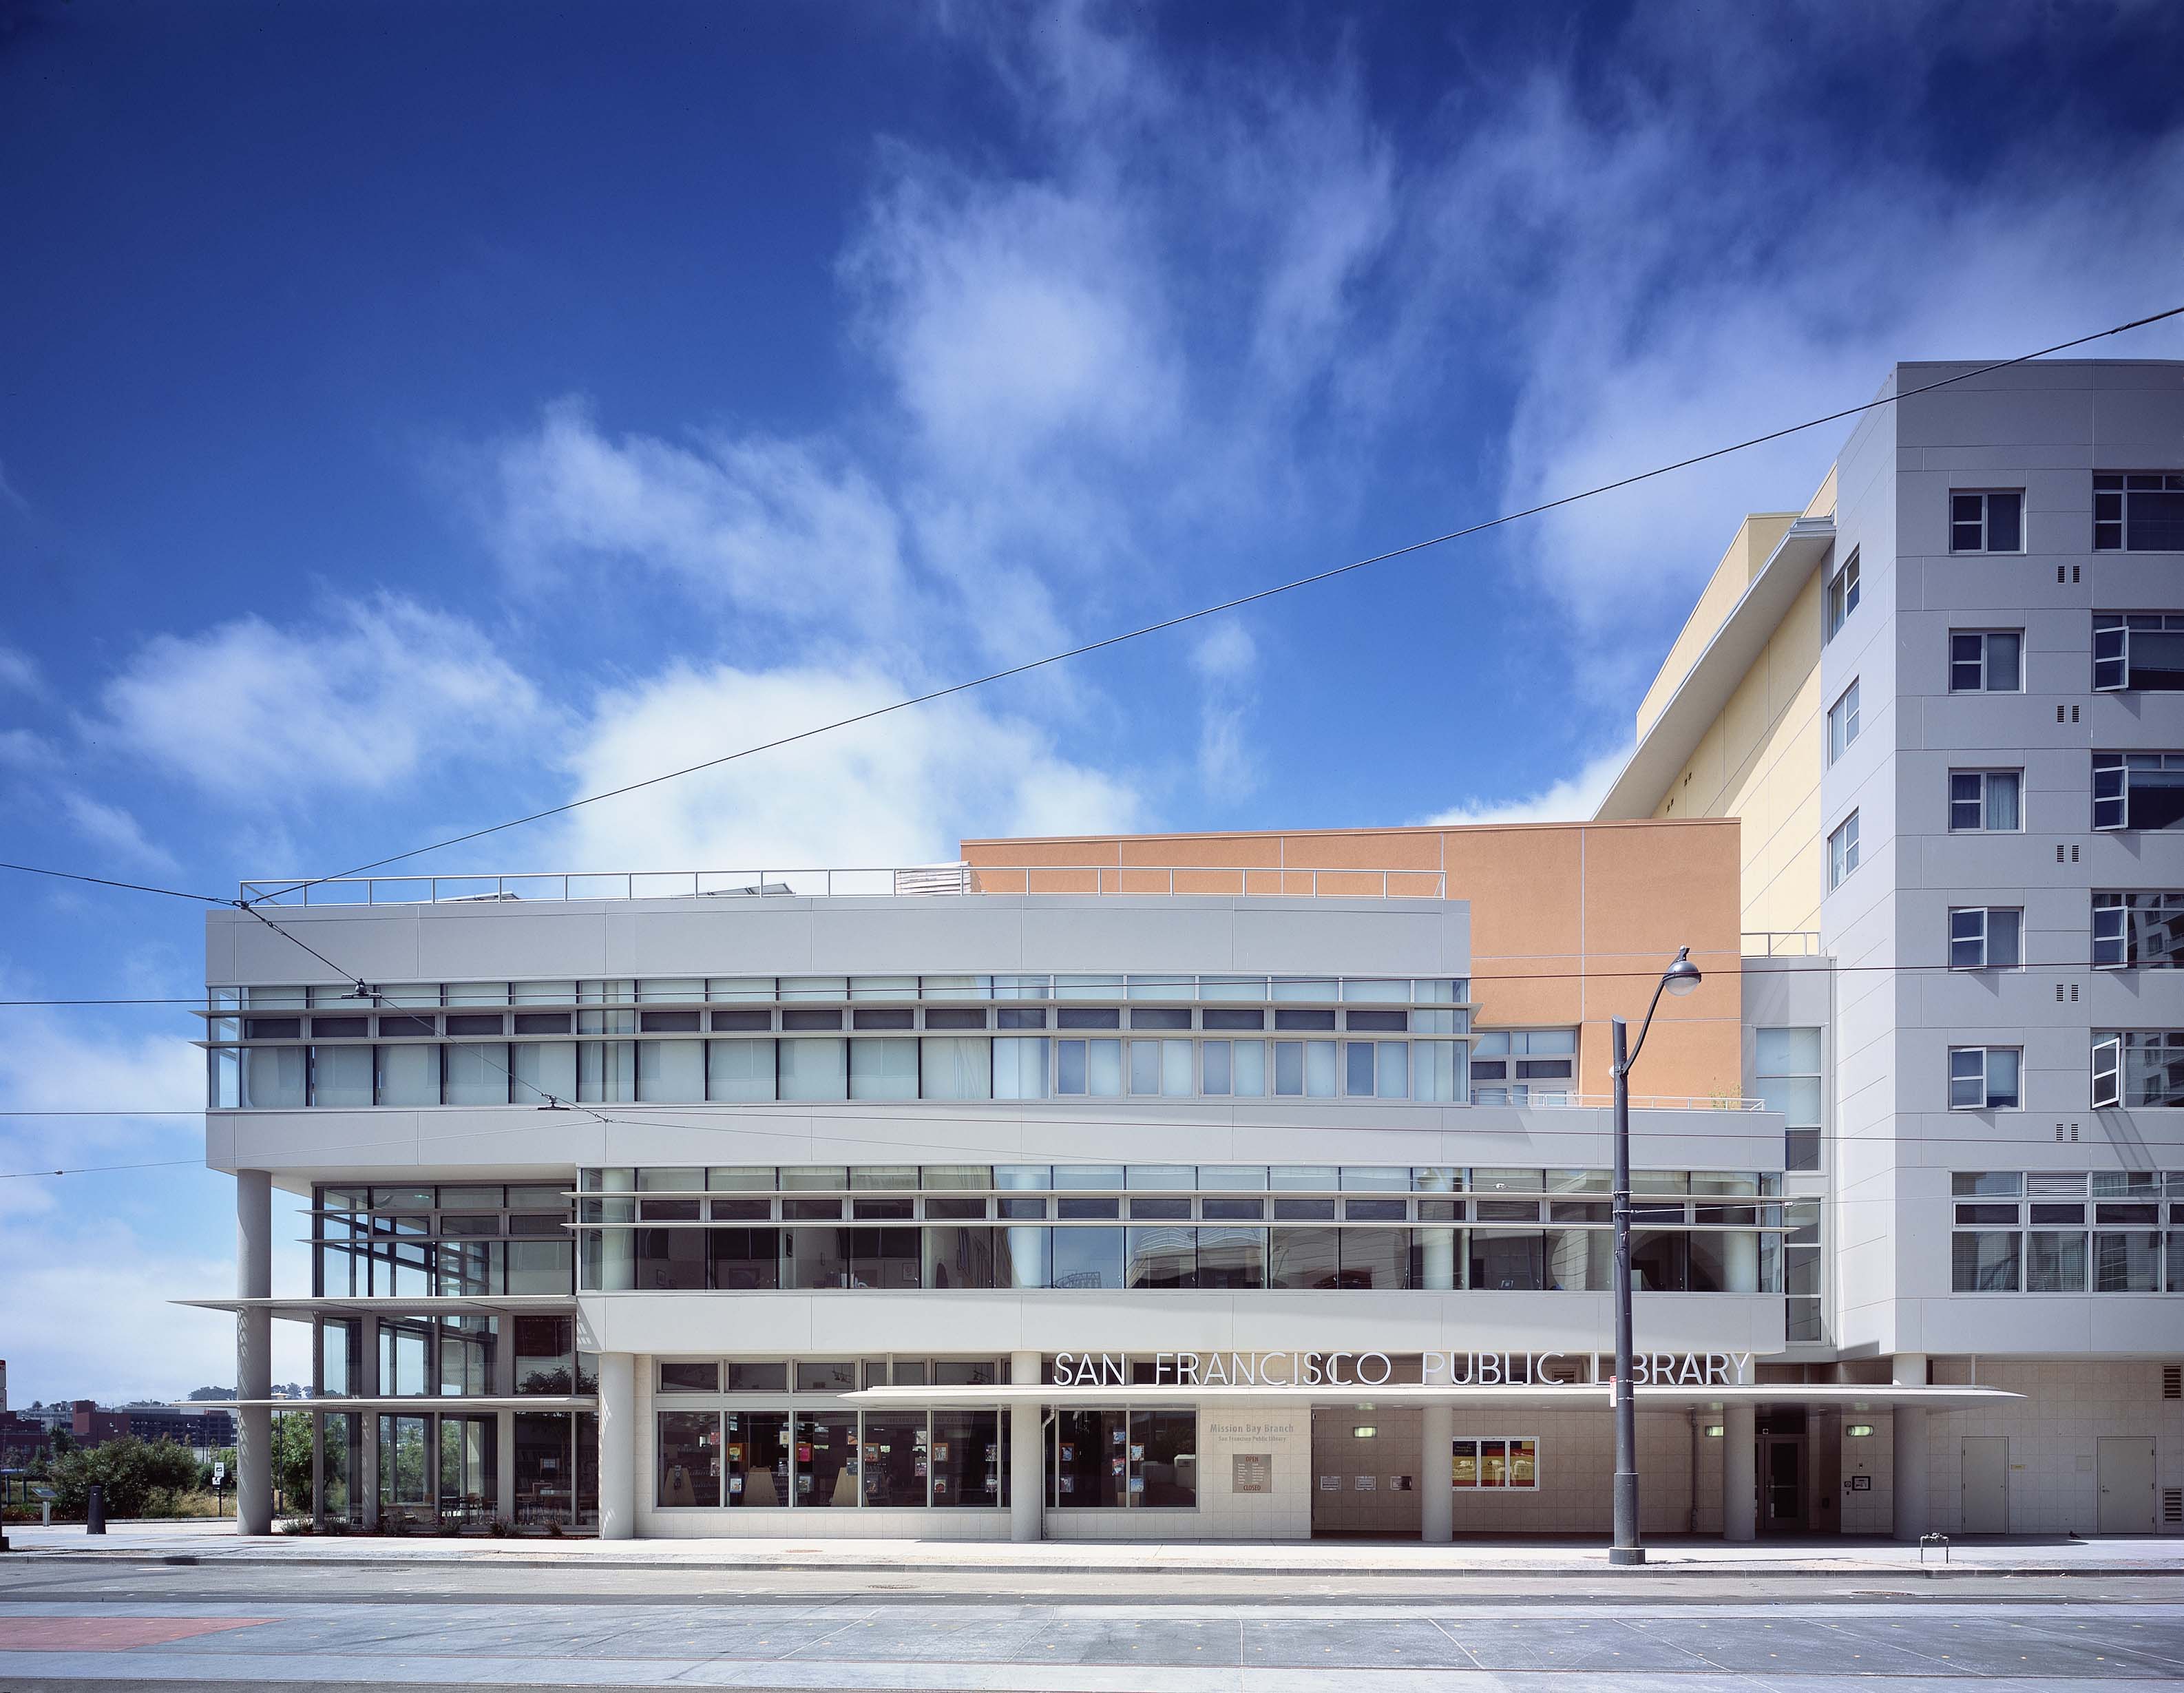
[222, 303, 2184, 907]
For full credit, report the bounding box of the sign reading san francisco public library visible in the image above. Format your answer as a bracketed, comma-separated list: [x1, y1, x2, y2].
[1051, 1349, 1757, 1389]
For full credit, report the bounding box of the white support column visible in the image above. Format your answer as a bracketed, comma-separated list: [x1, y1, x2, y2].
[596, 1352, 636, 1540]
[1009, 1350, 1042, 1543]
[494, 1321, 516, 1528]
[1420, 1401, 1452, 1543]
[234, 1170, 273, 1535]
[359, 1314, 381, 1531]
[1892, 1354, 1928, 1542]
[1722, 1403, 1756, 1542]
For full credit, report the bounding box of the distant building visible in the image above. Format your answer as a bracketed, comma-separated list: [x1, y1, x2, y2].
[67, 1401, 235, 1453]
[0, 1409, 49, 1467]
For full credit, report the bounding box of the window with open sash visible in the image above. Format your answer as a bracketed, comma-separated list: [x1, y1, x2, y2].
[2094, 613, 2184, 692]
[2093, 753, 2184, 831]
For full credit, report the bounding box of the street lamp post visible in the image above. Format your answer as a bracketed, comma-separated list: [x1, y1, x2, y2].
[1610, 945, 1705, 1568]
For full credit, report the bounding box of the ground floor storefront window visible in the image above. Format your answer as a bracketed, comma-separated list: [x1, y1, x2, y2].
[1045, 1408, 1197, 1508]
[653, 1406, 1005, 1510]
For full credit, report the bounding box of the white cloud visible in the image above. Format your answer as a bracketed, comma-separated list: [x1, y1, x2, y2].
[1419, 743, 1633, 827]
[0, 645, 39, 693]
[548, 660, 1144, 870]
[94, 596, 545, 802]
[59, 792, 180, 874]
[481, 398, 908, 633]
[1188, 622, 1260, 801]
[0, 728, 59, 770]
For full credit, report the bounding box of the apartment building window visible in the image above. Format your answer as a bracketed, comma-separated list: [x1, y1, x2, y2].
[1949, 1046, 2022, 1110]
[1949, 769, 2022, 832]
[1950, 490, 2023, 553]
[1755, 1028, 1821, 1171]
[2091, 1031, 2184, 1109]
[2093, 892, 2184, 969]
[2093, 472, 2184, 551]
[1949, 630, 2022, 693]
[1824, 549, 1860, 640]
[1826, 680, 1860, 764]
[1949, 907, 2022, 970]
[2094, 613, 2184, 692]
[1827, 812, 1860, 890]
[2093, 752, 2184, 830]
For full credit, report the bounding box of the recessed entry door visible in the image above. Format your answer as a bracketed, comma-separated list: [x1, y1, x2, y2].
[2098, 1437, 2156, 1534]
[1758, 1436, 1805, 1532]
[1959, 1436, 2006, 1534]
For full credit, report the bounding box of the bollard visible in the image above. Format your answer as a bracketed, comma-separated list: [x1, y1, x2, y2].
[43, 1501, 52, 1528]
[86, 1484, 106, 1535]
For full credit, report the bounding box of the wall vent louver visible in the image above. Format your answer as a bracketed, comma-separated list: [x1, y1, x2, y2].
[2165, 1487, 2183, 1526]
[2164, 1364, 2181, 1400]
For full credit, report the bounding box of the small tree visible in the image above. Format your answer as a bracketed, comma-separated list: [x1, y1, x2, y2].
[46, 1437, 202, 1519]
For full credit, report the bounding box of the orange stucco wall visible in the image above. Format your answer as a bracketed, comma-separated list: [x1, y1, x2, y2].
[960, 820, 1744, 1102]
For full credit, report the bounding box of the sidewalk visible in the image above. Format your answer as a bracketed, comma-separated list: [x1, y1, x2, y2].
[7, 1518, 2183, 1577]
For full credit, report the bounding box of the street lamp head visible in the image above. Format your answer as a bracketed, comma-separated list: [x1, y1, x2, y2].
[1661, 947, 1703, 998]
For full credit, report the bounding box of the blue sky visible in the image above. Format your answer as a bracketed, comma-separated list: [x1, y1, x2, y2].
[4, 0, 2183, 1402]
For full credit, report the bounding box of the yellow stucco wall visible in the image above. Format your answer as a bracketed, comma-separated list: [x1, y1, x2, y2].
[1649, 565, 1825, 943]
[1635, 513, 1798, 739]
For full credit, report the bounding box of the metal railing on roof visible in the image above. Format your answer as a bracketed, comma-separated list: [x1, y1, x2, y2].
[236, 865, 1451, 905]
[1741, 930, 1822, 957]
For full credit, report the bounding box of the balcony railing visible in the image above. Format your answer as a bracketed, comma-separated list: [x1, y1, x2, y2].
[238, 865, 1451, 905]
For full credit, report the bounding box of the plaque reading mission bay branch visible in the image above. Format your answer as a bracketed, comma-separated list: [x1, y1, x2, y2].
[1232, 1453, 1272, 1494]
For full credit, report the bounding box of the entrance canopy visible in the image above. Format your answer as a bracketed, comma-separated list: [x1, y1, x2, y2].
[848, 1383, 2018, 1411]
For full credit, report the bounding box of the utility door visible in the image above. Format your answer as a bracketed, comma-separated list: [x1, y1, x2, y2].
[2097, 1437, 2156, 1534]
[1758, 1436, 1805, 1533]
[1959, 1437, 2006, 1533]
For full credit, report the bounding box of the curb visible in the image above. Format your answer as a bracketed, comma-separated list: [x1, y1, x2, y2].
[10, 1548, 2183, 1579]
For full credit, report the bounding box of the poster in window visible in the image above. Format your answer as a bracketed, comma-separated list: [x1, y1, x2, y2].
[934, 1476, 950, 1498]
[1129, 1444, 1145, 1460]
[1060, 1442, 1075, 1464]
[932, 1442, 949, 1462]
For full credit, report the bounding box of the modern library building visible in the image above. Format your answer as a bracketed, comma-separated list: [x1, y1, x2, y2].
[197, 359, 2182, 1541]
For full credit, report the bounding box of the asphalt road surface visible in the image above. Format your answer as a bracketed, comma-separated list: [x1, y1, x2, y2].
[1, 1555, 2179, 1690]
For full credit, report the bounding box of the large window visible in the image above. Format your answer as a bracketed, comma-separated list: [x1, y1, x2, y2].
[1755, 1028, 1822, 1172]
[573, 1164, 1786, 1296]
[1827, 812, 1860, 890]
[1949, 629, 2022, 693]
[2093, 471, 2184, 551]
[1469, 1029, 1575, 1105]
[1949, 907, 2022, 970]
[2091, 1031, 2184, 1109]
[1827, 680, 1860, 764]
[2094, 753, 2184, 831]
[1047, 1407, 1197, 1508]
[1950, 1170, 2184, 1294]
[1949, 1046, 2021, 1111]
[1450, 1436, 1538, 1489]
[2094, 613, 2184, 692]
[2093, 892, 2184, 969]
[1950, 490, 2022, 553]
[1950, 769, 2022, 832]
[1824, 549, 1860, 639]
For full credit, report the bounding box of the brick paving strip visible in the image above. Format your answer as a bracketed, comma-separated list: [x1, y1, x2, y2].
[0, 1617, 271, 1651]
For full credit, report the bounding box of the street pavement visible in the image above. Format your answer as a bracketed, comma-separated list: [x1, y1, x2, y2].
[2, 1542, 2182, 1690]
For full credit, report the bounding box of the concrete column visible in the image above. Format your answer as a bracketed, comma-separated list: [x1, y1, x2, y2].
[1420, 1401, 1453, 1542]
[359, 1314, 381, 1531]
[234, 1170, 273, 1535]
[1009, 1349, 1042, 1543]
[1892, 1353, 1927, 1542]
[1722, 1403, 1756, 1542]
[494, 1320, 516, 1527]
[596, 1352, 636, 1539]
[311, 1411, 326, 1531]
